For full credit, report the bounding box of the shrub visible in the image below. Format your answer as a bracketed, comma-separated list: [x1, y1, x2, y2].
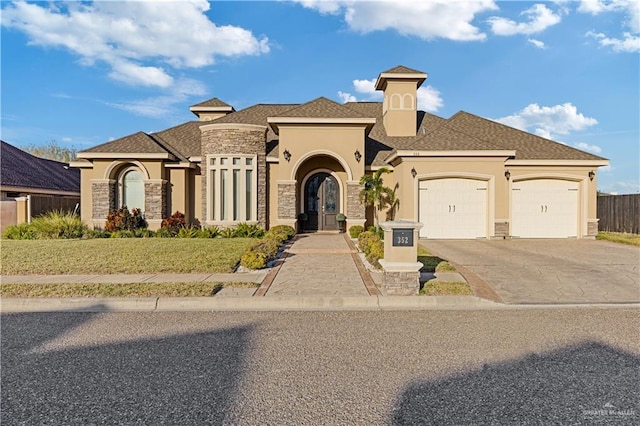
[177, 225, 200, 238]
[269, 225, 296, 239]
[368, 225, 384, 240]
[2, 223, 36, 240]
[357, 231, 375, 252]
[240, 250, 267, 270]
[28, 211, 88, 239]
[253, 238, 281, 258]
[366, 238, 384, 269]
[154, 227, 174, 238]
[134, 228, 155, 238]
[264, 230, 288, 245]
[198, 226, 220, 238]
[160, 211, 186, 235]
[349, 225, 364, 239]
[105, 207, 147, 232]
[234, 223, 265, 238]
[219, 227, 236, 238]
[82, 228, 109, 239]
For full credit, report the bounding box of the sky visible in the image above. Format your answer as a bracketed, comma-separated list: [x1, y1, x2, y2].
[1, 0, 638, 194]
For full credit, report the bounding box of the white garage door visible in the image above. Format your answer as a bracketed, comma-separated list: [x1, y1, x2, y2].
[512, 180, 578, 238]
[419, 178, 488, 239]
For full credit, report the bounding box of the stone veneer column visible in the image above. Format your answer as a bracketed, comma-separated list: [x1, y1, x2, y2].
[145, 180, 167, 227]
[277, 181, 297, 222]
[200, 124, 267, 228]
[346, 181, 366, 228]
[587, 220, 599, 237]
[91, 179, 115, 228]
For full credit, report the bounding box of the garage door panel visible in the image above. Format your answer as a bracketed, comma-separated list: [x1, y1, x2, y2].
[419, 178, 487, 239]
[512, 180, 578, 238]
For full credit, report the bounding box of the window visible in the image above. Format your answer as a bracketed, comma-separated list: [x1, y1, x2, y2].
[119, 167, 144, 211]
[207, 155, 257, 223]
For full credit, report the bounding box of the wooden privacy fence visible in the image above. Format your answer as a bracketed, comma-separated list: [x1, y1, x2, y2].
[597, 194, 640, 234]
[30, 195, 80, 217]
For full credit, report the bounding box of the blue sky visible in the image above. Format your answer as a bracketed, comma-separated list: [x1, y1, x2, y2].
[2, 0, 638, 194]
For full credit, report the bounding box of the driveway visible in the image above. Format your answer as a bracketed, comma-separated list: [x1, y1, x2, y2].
[420, 239, 640, 304]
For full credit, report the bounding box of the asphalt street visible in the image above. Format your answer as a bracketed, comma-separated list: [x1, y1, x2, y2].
[2, 309, 639, 425]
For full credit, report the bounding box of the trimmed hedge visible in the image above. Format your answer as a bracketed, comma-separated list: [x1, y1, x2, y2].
[349, 225, 365, 239]
[357, 230, 383, 269]
[239, 225, 296, 270]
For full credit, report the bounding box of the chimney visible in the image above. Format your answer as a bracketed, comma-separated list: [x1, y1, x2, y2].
[375, 66, 427, 137]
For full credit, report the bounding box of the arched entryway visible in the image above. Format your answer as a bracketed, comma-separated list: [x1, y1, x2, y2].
[304, 172, 339, 231]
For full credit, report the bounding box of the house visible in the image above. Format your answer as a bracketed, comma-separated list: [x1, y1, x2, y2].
[72, 65, 609, 239]
[1, 140, 81, 232]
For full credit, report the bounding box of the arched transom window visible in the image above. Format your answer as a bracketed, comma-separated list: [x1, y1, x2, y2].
[119, 167, 145, 211]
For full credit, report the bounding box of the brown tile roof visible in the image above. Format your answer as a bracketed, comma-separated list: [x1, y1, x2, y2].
[151, 121, 203, 160]
[275, 97, 370, 119]
[190, 98, 233, 109]
[447, 112, 606, 160]
[380, 65, 425, 74]
[81, 132, 168, 154]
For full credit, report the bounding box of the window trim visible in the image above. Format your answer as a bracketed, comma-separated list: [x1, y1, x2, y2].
[206, 154, 258, 225]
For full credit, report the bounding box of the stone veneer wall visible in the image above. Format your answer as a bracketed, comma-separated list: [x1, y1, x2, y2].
[91, 180, 115, 223]
[144, 181, 167, 221]
[587, 220, 598, 237]
[200, 127, 268, 228]
[346, 182, 365, 221]
[277, 182, 297, 220]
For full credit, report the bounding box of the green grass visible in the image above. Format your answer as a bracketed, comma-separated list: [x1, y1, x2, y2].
[420, 280, 473, 296]
[0, 238, 257, 275]
[0, 281, 258, 298]
[596, 232, 640, 246]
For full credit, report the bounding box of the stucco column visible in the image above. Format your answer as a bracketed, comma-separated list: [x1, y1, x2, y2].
[91, 179, 115, 228]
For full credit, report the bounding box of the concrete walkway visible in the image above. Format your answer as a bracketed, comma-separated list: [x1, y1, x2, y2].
[265, 233, 369, 297]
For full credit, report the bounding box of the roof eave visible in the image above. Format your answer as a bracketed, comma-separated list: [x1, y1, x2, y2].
[76, 152, 173, 160]
[374, 72, 428, 90]
[387, 149, 516, 163]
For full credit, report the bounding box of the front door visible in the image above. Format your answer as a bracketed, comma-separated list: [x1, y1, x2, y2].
[304, 173, 339, 231]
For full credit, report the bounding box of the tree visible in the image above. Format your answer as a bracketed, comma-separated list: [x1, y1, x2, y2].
[21, 140, 77, 163]
[359, 167, 396, 227]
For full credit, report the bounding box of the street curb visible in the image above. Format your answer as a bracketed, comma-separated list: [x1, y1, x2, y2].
[2, 296, 639, 313]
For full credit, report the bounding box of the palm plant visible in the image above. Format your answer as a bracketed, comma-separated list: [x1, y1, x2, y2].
[359, 167, 396, 227]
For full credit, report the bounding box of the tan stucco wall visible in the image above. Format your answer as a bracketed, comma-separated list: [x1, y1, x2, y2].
[168, 168, 187, 219]
[382, 80, 418, 137]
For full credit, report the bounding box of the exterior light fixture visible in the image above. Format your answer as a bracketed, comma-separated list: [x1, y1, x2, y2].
[505, 170, 511, 181]
[411, 167, 417, 179]
[354, 149, 362, 163]
[589, 170, 595, 181]
[283, 149, 291, 162]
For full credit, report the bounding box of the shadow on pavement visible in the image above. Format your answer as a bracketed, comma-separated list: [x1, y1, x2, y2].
[1, 307, 252, 425]
[391, 341, 640, 425]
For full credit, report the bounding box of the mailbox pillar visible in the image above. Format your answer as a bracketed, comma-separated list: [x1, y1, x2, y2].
[379, 220, 424, 295]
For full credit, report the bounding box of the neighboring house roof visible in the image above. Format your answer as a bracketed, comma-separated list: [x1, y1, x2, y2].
[1, 140, 80, 194]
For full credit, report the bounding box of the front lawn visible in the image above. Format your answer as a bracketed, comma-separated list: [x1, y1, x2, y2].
[0, 282, 258, 298]
[596, 232, 640, 246]
[1, 238, 257, 275]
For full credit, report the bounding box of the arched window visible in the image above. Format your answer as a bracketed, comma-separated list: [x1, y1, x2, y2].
[120, 168, 144, 210]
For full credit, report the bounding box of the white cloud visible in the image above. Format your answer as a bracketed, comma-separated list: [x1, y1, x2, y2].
[574, 142, 602, 153]
[338, 77, 443, 112]
[107, 78, 208, 118]
[528, 38, 546, 48]
[337, 91, 357, 103]
[578, 0, 640, 52]
[416, 86, 444, 113]
[488, 4, 562, 36]
[294, 0, 498, 41]
[586, 31, 640, 52]
[1, 0, 269, 88]
[495, 103, 598, 139]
